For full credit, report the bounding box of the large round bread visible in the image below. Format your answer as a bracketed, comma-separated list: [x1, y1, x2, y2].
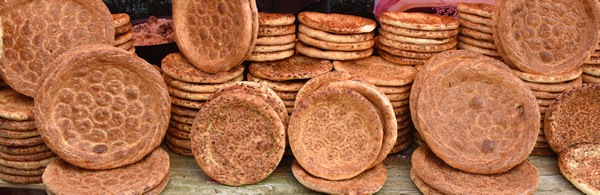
[43, 148, 170, 194]
[544, 84, 600, 153]
[249, 55, 333, 81]
[0, 0, 114, 97]
[291, 161, 386, 194]
[379, 12, 458, 31]
[298, 12, 376, 34]
[289, 87, 382, 180]
[294, 71, 366, 109]
[0, 88, 34, 121]
[333, 56, 417, 87]
[492, 0, 600, 74]
[34, 44, 170, 170]
[172, 0, 257, 73]
[416, 52, 539, 174]
[558, 143, 600, 194]
[190, 92, 285, 186]
[412, 146, 540, 195]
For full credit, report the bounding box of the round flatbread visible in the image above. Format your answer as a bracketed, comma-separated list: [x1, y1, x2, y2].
[116, 40, 133, 50]
[162, 53, 245, 84]
[274, 91, 297, 100]
[0, 136, 43, 147]
[583, 64, 600, 77]
[0, 129, 39, 139]
[255, 34, 296, 46]
[170, 114, 194, 125]
[459, 27, 493, 41]
[416, 52, 539, 174]
[412, 146, 540, 195]
[0, 144, 50, 155]
[379, 36, 457, 53]
[380, 24, 458, 39]
[376, 84, 412, 94]
[163, 74, 243, 93]
[115, 31, 133, 46]
[379, 30, 456, 45]
[253, 42, 296, 53]
[167, 126, 189, 139]
[171, 104, 199, 117]
[0, 173, 41, 184]
[0, 150, 55, 162]
[167, 141, 193, 157]
[0, 165, 45, 176]
[544, 84, 600, 153]
[249, 55, 333, 82]
[298, 33, 374, 51]
[257, 24, 295, 36]
[170, 95, 205, 109]
[0, 0, 114, 97]
[410, 169, 443, 195]
[173, 0, 257, 73]
[247, 74, 306, 92]
[377, 44, 437, 60]
[0, 156, 55, 170]
[170, 119, 192, 132]
[289, 87, 383, 180]
[333, 56, 417, 86]
[166, 133, 190, 149]
[258, 12, 295, 26]
[493, 0, 600, 74]
[115, 23, 132, 35]
[35, 45, 170, 170]
[298, 24, 374, 43]
[112, 13, 131, 28]
[524, 76, 583, 92]
[532, 90, 562, 100]
[379, 50, 429, 65]
[190, 92, 285, 186]
[295, 71, 366, 108]
[457, 2, 493, 18]
[43, 148, 169, 194]
[458, 18, 492, 34]
[0, 88, 34, 121]
[458, 35, 496, 49]
[246, 49, 295, 62]
[558, 143, 600, 194]
[582, 74, 600, 84]
[292, 161, 386, 194]
[513, 67, 582, 84]
[298, 11, 376, 34]
[0, 118, 36, 131]
[379, 12, 458, 31]
[167, 85, 212, 101]
[458, 42, 500, 56]
[458, 12, 492, 25]
[296, 42, 373, 61]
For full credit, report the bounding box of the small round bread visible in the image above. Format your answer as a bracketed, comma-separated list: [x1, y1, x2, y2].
[333, 56, 417, 86]
[298, 24, 374, 43]
[412, 146, 540, 195]
[0, 136, 43, 147]
[379, 36, 457, 53]
[258, 12, 295, 26]
[190, 92, 285, 186]
[0, 118, 36, 131]
[558, 143, 600, 194]
[246, 49, 295, 62]
[0, 150, 54, 162]
[416, 52, 539, 174]
[0, 0, 114, 97]
[275, 91, 297, 100]
[163, 74, 243, 93]
[115, 23, 132, 35]
[513, 67, 583, 84]
[0, 144, 49, 155]
[410, 169, 443, 195]
[458, 12, 492, 25]
[255, 34, 296, 46]
[296, 42, 373, 61]
[532, 90, 562, 100]
[291, 161, 387, 194]
[380, 24, 458, 39]
[0, 156, 55, 170]
[524, 76, 583, 92]
[35, 44, 170, 170]
[295, 71, 366, 109]
[116, 40, 133, 50]
[167, 141, 193, 157]
[582, 74, 600, 84]
[459, 27, 493, 41]
[170, 96, 205, 109]
[162, 53, 245, 84]
[379, 12, 459, 31]
[115, 31, 134, 46]
[167, 85, 212, 101]
[253, 42, 296, 53]
[457, 42, 500, 56]
[377, 44, 436, 60]
[289, 87, 383, 180]
[583, 64, 600, 77]
[171, 105, 199, 117]
[249, 55, 333, 82]
[459, 18, 492, 34]
[0, 129, 39, 139]
[544, 84, 600, 153]
[0, 173, 41, 184]
[493, 0, 600, 74]
[379, 50, 429, 65]
[112, 13, 131, 28]
[298, 33, 374, 51]
[379, 30, 456, 45]
[43, 148, 170, 194]
[298, 11, 376, 34]
[257, 24, 295, 36]
[173, 0, 257, 73]
[376, 84, 412, 94]
[457, 2, 493, 18]
[458, 35, 496, 49]
[0, 165, 45, 176]
[0, 88, 33, 121]
[167, 126, 189, 139]
[246, 74, 305, 92]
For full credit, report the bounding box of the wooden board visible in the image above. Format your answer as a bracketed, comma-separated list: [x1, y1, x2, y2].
[0, 144, 583, 194]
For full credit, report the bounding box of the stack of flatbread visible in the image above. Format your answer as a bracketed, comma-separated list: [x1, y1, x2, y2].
[296, 12, 376, 61]
[288, 72, 395, 194]
[161, 52, 245, 156]
[410, 50, 540, 194]
[493, 0, 599, 155]
[248, 55, 333, 117]
[0, 87, 55, 184]
[35, 45, 170, 194]
[377, 12, 458, 66]
[544, 84, 600, 194]
[112, 13, 136, 55]
[333, 56, 417, 153]
[247, 13, 296, 62]
[456, 3, 499, 60]
[582, 43, 600, 84]
[190, 81, 286, 186]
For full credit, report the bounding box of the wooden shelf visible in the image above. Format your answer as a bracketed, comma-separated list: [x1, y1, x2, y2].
[0, 144, 582, 194]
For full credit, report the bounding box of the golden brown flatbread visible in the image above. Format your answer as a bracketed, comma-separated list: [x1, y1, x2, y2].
[333, 56, 417, 86]
[558, 143, 600, 194]
[162, 53, 245, 84]
[379, 12, 459, 30]
[298, 12, 376, 34]
[292, 161, 387, 194]
[0, 88, 34, 121]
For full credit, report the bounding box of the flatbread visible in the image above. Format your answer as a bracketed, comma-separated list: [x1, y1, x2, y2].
[377, 44, 437, 60]
[170, 120, 192, 132]
[410, 169, 443, 195]
[379, 12, 459, 31]
[0, 0, 114, 97]
[0, 156, 55, 170]
[257, 24, 295, 36]
[292, 161, 386, 194]
[167, 85, 212, 101]
[116, 40, 133, 51]
[513, 67, 582, 84]
[173, 0, 257, 73]
[0, 118, 36, 131]
[163, 74, 243, 93]
[43, 148, 170, 194]
[165, 133, 190, 149]
[530, 147, 556, 156]
[143, 169, 171, 195]
[379, 50, 429, 65]
[250, 55, 333, 82]
[170, 114, 194, 125]
[458, 18, 492, 34]
[162, 53, 245, 84]
[524, 76, 583, 92]
[167, 126, 189, 139]
[375, 84, 413, 94]
[170, 95, 205, 109]
[457, 2, 493, 18]
[171, 104, 199, 117]
[412, 146, 540, 195]
[583, 64, 600, 77]
[0, 136, 43, 147]
[379, 36, 457, 53]
[298, 11, 376, 34]
[115, 31, 133, 46]
[253, 42, 296, 53]
[558, 143, 600, 194]
[582, 74, 600, 84]
[298, 33, 374, 51]
[0, 150, 54, 162]
[416, 52, 539, 174]
[493, 0, 600, 74]
[295, 71, 367, 109]
[298, 24, 374, 43]
[458, 35, 496, 49]
[460, 27, 493, 41]
[379, 24, 458, 39]
[247, 74, 306, 92]
[391, 99, 410, 109]
[115, 23, 132, 35]
[458, 12, 492, 25]
[0, 88, 34, 121]
[255, 34, 296, 46]
[112, 13, 131, 28]
[289, 87, 383, 180]
[544, 84, 600, 153]
[0, 144, 50, 155]
[0, 173, 41, 184]
[190, 92, 285, 186]
[0, 129, 39, 139]
[333, 56, 417, 86]
[0, 165, 45, 176]
[258, 12, 295, 26]
[166, 141, 193, 157]
[532, 90, 562, 100]
[379, 30, 456, 45]
[246, 49, 295, 62]
[296, 42, 373, 61]
[35, 45, 170, 170]
[274, 91, 297, 100]
[457, 42, 500, 56]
